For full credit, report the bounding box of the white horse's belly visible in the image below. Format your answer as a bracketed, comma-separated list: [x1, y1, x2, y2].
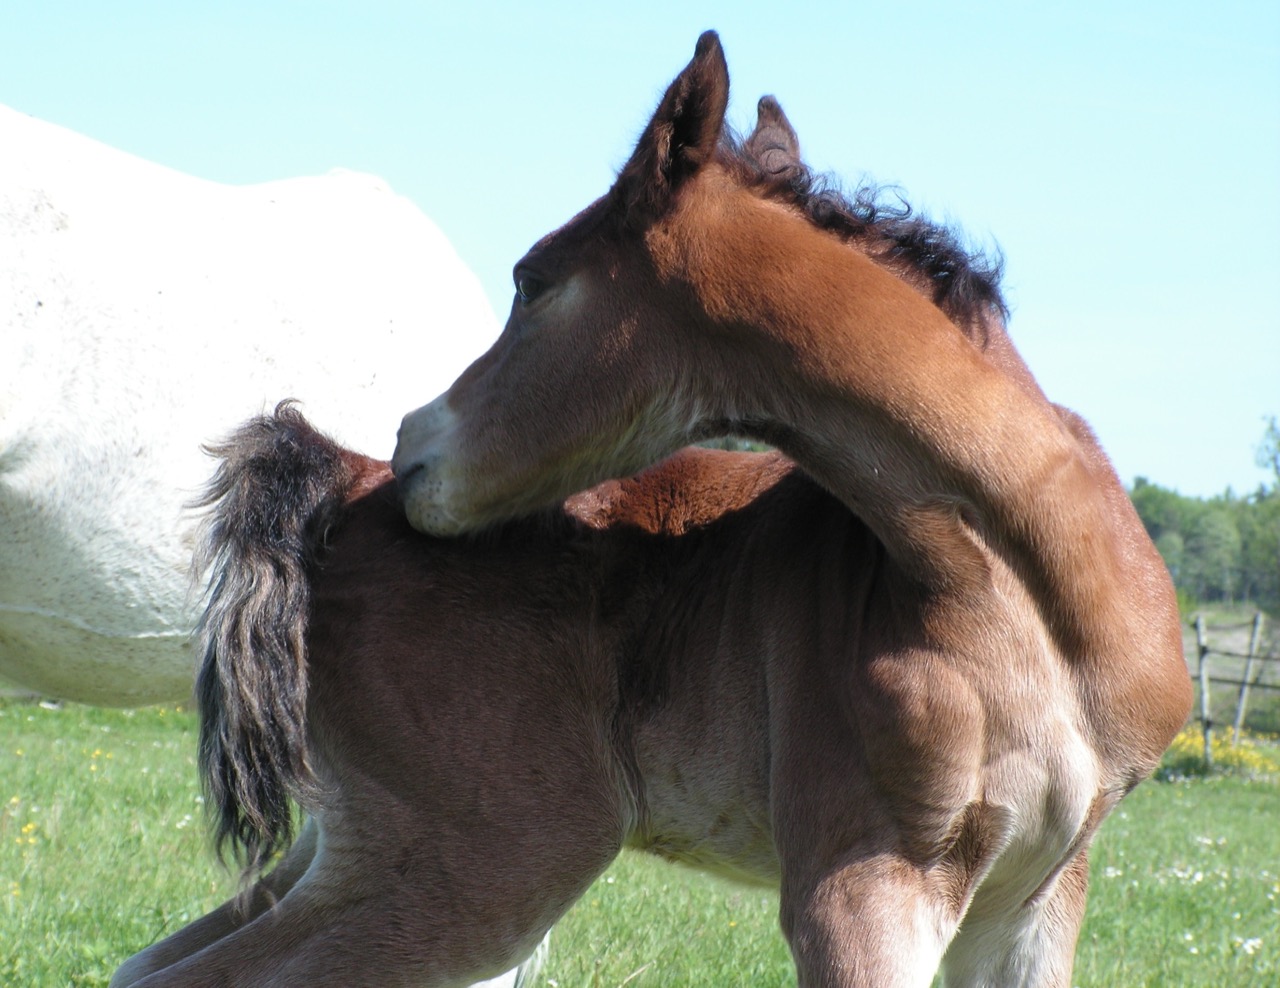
[0, 421, 195, 704]
[0, 613, 192, 707]
[0, 104, 499, 705]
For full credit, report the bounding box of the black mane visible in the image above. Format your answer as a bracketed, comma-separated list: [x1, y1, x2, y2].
[721, 130, 1008, 337]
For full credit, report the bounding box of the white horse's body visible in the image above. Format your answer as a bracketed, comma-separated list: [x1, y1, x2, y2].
[0, 104, 499, 706]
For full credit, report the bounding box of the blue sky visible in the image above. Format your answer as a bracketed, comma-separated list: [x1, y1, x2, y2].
[4, 1, 1277, 497]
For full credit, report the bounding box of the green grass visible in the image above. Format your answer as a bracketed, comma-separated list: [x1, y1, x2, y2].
[1073, 778, 1278, 988]
[1, 702, 233, 987]
[3, 699, 1277, 986]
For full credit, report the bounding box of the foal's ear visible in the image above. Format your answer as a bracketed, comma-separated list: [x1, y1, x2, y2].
[615, 30, 730, 223]
[744, 96, 803, 182]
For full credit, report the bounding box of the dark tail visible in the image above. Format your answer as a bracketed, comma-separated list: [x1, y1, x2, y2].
[193, 402, 355, 883]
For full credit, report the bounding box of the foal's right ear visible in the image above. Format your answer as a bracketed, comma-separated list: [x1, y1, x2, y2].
[615, 30, 730, 224]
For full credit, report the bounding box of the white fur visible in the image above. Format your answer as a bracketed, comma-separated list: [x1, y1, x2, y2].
[0, 104, 500, 705]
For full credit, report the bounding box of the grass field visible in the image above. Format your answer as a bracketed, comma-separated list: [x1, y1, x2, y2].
[2, 700, 1277, 987]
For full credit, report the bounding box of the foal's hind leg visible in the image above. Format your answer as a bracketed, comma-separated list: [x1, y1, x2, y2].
[117, 848, 393, 988]
[940, 851, 1089, 988]
[122, 881, 549, 988]
[113, 814, 552, 988]
[118, 817, 576, 988]
[110, 818, 320, 988]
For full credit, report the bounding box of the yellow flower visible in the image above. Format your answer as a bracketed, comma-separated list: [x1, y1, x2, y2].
[1164, 725, 1280, 777]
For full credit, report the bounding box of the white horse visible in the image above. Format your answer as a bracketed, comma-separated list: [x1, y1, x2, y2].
[2, 105, 547, 988]
[0, 104, 498, 707]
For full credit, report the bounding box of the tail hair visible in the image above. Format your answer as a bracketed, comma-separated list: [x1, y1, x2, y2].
[193, 401, 353, 883]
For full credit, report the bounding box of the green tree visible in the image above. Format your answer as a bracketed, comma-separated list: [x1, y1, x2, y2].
[1183, 504, 1243, 603]
[1130, 477, 1199, 581]
[1127, 417, 1278, 613]
[1257, 415, 1280, 482]
[1241, 417, 1280, 612]
[1153, 530, 1185, 583]
[1236, 487, 1280, 612]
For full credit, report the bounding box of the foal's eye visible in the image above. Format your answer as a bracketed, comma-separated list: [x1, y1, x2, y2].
[514, 272, 544, 304]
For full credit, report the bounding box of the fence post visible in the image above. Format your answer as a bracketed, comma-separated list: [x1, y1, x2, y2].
[1195, 615, 1213, 769]
[1230, 612, 1265, 746]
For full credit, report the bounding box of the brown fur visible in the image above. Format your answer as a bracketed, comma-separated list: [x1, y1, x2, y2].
[113, 412, 874, 986]
[118, 31, 1191, 988]
[387, 31, 1191, 986]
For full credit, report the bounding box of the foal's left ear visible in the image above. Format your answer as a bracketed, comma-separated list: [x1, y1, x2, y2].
[744, 96, 803, 182]
[615, 30, 730, 223]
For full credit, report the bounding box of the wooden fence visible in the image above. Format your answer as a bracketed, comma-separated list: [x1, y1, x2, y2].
[1191, 612, 1277, 768]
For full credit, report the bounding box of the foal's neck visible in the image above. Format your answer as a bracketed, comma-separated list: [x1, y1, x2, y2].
[670, 185, 1138, 652]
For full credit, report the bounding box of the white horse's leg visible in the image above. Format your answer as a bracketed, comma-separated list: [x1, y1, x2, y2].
[940, 851, 1089, 988]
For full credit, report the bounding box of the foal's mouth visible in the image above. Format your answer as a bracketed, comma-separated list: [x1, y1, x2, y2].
[391, 456, 433, 513]
[391, 457, 423, 488]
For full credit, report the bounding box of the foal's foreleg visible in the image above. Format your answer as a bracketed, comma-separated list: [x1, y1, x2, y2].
[109, 818, 319, 988]
[940, 851, 1089, 988]
[781, 855, 956, 988]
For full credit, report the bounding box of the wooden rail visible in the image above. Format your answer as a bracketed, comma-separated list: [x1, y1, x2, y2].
[1192, 612, 1276, 768]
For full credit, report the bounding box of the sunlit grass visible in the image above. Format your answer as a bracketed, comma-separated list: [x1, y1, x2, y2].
[544, 854, 793, 987]
[3, 700, 1277, 986]
[1076, 776, 1279, 987]
[0, 701, 232, 987]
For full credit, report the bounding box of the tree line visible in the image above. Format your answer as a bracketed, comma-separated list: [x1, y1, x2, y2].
[1130, 418, 1280, 614]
